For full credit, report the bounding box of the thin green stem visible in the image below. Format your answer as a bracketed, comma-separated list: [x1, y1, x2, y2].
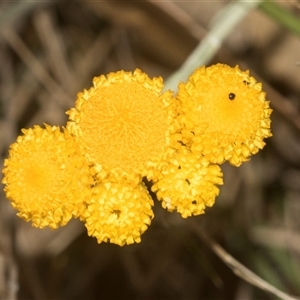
[164, 0, 262, 92]
[259, 0, 300, 37]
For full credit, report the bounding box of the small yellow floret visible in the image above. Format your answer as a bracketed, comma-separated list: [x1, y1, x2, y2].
[83, 181, 154, 246]
[152, 149, 223, 218]
[177, 64, 272, 166]
[2, 125, 93, 229]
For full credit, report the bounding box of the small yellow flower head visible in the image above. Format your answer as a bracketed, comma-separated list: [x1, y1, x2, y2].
[84, 181, 154, 246]
[2, 125, 93, 229]
[152, 149, 223, 218]
[177, 64, 272, 166]
[66, 69, 176, 183]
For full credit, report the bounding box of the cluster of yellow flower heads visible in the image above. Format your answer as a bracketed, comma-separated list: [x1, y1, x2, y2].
[2, 64, 272, 246]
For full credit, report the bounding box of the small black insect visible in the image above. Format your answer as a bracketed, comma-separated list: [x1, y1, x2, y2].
[228, 93, 236, 100]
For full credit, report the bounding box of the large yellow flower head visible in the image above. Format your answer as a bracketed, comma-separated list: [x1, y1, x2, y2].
[84, 181, 154, 246]
[177, 64, 272, 166]
[66, 69, 177, 184]
[2, 125, 93, 229]
[152, 149, 223, 218]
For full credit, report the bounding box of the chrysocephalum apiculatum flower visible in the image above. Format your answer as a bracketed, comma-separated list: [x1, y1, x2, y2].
[66, 69, 178, 185]
[84, 181, 154, 246]
[152, 148, 223, 218]
[176, 63, 272, 166]
[2, 125, 93, 229]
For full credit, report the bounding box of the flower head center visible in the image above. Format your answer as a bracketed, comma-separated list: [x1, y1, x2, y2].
[112, 209, 121, 219]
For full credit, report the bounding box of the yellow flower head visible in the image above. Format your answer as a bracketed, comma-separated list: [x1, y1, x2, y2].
[152, 149, 223, 218]
[83, 181, 154, 246]
[66, 69, 176, 183]
[177, 64, 272, 166]
[2, 125, 93, 229]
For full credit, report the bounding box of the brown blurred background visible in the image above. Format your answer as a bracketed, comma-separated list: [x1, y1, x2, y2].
[1, 1, 300, 299]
